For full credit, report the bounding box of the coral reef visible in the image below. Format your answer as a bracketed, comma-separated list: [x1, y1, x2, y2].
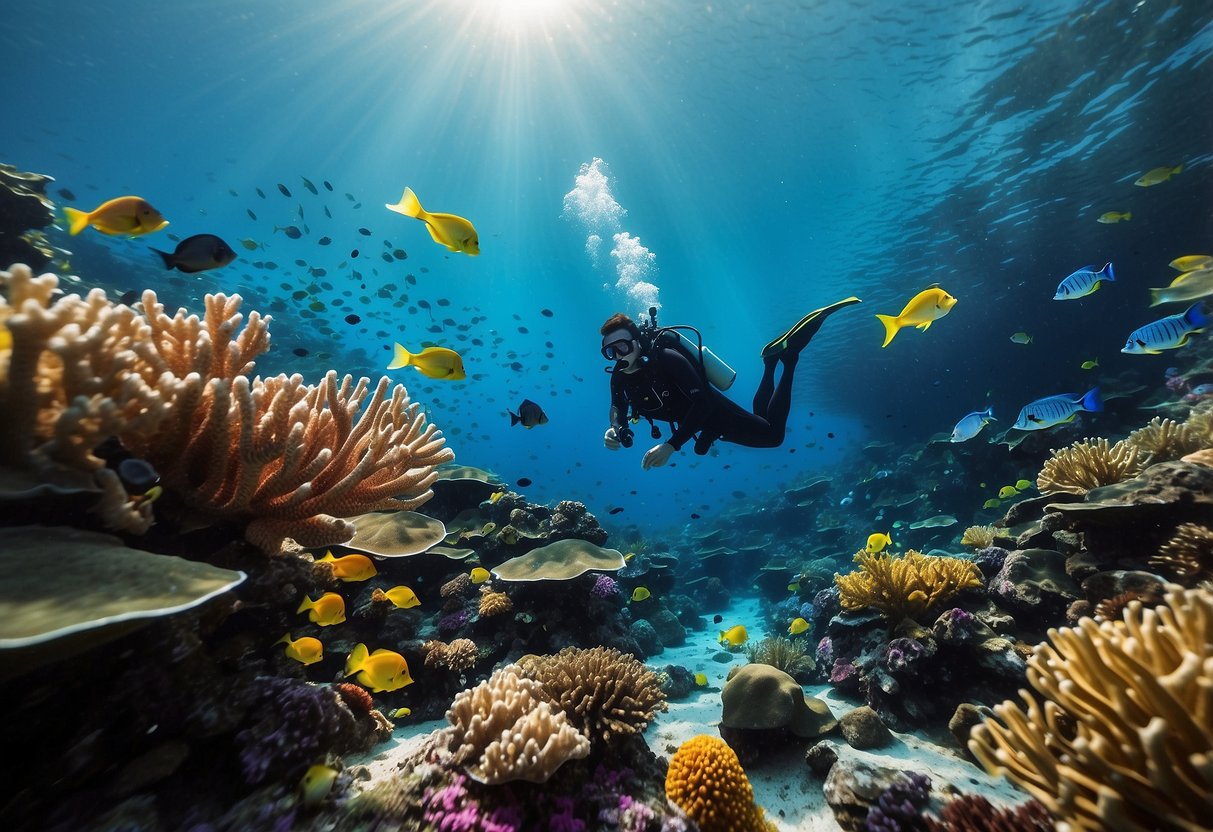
[744, 636, 816, 680]
[477, 586, 513, 617]
[924, 794, 1053, 831]
[423, 637, 479, 672]
[1126, 415, 1209, 467]
[863, 770, 931, 831]
[969, 585, 1213, 832]
[0, 167, 56, 268]
[664, 734, 776, 832]
[1150, 522, 1213, 585]
[959, 524, 996, 549]
[835, 550, 983, 622]
[1036, 437, 1143, 495]
[518, 646, 667, 746]
[444, 664, 590, 784]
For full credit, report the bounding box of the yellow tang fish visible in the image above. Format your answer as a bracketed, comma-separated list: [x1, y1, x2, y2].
[1134, 164, 1182, 187]
[788, 617, 810, 635]
[297, 592, 346, 626]
[1170, 255, 1213, 272]
[345, 643, 414, 692]
[719, 625, 748, 647]
[317, 551, 377, 582]
[63, 196, 169, 237]
[384, 585, 421, 609]
[299, 764, 339, 808]
[1080, 359, 1099, 370]
[1014, 479, 1033, 491]
[874, 287, 958, 348]
[787, 581, 801, 592]
[469, 567, 491, 584]
[998, 486, 1019, 499]
[865, 532, 892, 554]
[631, 586, 651, 602]
[983, 498, 1001, 509]
[387, 342, 466, 380]
[693, 673, 708, 687]
[390, 707, 411, 719]
[386, 187, 479, 256]
[276, 633, 324, 665]
[1009, 331, 1032, 344]
[1096, 211, 1131, 224]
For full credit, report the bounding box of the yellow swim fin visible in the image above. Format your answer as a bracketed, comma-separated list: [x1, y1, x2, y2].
[875, 313, 902, 348]
[387, 342, 412, 370]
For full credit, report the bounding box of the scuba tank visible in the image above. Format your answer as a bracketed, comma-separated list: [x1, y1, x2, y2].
[642, 306, 737, 391]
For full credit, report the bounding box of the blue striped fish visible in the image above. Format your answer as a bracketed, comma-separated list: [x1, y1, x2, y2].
[1054, 263, 1114, 300]
[1012, 388, 1102, 430]
[1121, 304, 1208, 354]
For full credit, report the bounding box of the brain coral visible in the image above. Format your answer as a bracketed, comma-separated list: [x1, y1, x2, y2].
[665, 734, 776, 832]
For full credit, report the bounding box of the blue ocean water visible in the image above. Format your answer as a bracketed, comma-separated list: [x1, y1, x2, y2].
[2, 0, 1210, 532]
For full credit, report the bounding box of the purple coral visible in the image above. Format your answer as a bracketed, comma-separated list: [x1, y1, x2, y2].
[829, 660, 859, 687]
[816, 636, 834, 666]
[974, 546, 1008, 579]
[548, 797, 586, 832]
[883, 638, 928, 673]
[438, 608, 472, 635]
[864, 771, 931, 832]
[423, 773, 523, 832]
[591, 574, 619, 598]
[235, 677, 355, 785]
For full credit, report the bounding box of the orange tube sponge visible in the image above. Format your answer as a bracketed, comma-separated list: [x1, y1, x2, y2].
[664, 735, 776, 832]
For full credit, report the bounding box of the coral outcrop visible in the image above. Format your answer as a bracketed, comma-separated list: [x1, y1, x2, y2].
[835, 550, 983, 622]
[969, 585, 1213, 832]
[444, 664, 590, 784]
[1150, 522, 1213, 585]
[664, 734, 776, 832]
[1036, 437, 1143, 495]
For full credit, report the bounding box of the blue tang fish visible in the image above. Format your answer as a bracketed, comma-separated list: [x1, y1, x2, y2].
[1054, 263, 1114, 300]
[1013, 389, 1102, 430]
[950, 407, 995, 443]
[1121, 304, 1208, 355]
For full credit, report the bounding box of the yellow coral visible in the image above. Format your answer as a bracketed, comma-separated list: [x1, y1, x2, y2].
[1037, 437, 1143, 495]
[477, 586, 513, 617]
[665, 735, 776, 832]
[969, 586, 1213, 832]
[1125, 416, 1207, 466]
[835, 550, 982, 621]
[960, 524, 996, 549]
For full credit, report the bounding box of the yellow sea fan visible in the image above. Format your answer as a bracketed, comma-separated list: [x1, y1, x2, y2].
[834, 550, 983, 622]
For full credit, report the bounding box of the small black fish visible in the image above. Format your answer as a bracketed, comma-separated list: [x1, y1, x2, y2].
[277, 183, 291, 197]
[406, 274, 416, 285]
[118, 289, 139, 305]
[608, 507, 624, 515]
[275, 225, 302, 239]
[827, 432, 835, 438]
[57, 187, 76, 201]
[541, 308, 553, 317]
[516, 477, 532, 487]
[318, 236, 331, 246]
[247, 208, 257, 221]
[392, 248, 407, 260]
[256, 187, 266, 199]
[293, 347, 309, 357]
[150, 234, 237, 274]
[713, 614, 723, 624]
[301, 177, 318, 195]
[358, 227, 372, 236]
[690, 513, 701, 519]
[381, 253, 393, 263]
[509, 399, 548, 429]
[323, 180, 333, 191]
[324, 206, 332, 219]
[344, 314, 361, 325]
[350, 249, 359, 258]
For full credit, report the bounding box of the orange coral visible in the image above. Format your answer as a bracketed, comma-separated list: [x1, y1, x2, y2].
[478, 586, 513, 617]
[334, 681, 374, 715]
[665, 735, 776, 832]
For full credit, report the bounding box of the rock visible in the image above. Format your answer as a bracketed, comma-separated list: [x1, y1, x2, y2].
[1081, 570, 1167, 603]
[990, 548, 1080, 625]
[657, 664, 695, 700]
[973, 636, 1027, 679]
[948, 702, 991, 751]
[0, 164, 56, 269]
[1005, 492, 1080, 526]
[629, 619, 661, 656]
[932, 607, 996, 645]
[712, 651, 735, 663]
[805, 739, 839, 776]
[839, 706, 893, 749]
[823, 759, 929, 832]
[646, 608, 686, 647]
[721, 663, 837, 738]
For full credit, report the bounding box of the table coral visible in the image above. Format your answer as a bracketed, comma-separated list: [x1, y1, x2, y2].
[969, 585, 1213, 832]
[834, 550, 983, 622]
[664, 735, 776, 832]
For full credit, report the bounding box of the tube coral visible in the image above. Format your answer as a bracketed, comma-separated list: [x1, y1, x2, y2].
[834, 550, 982, 622]
[969, 586, 1213, 832]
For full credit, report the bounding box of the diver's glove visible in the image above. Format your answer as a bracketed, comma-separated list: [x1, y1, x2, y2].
[642, 442, 675, 470]
[604, 427, 621, 450]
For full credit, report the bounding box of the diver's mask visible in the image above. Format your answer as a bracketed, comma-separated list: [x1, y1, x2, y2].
[602, 332, 642, 372]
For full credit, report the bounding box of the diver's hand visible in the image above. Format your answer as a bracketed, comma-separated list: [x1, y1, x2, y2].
[604, 427, 621, 450]
[642, 442, 675, 469]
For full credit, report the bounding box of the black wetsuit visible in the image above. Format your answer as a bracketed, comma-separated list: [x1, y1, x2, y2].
[608, 345, 797, 455]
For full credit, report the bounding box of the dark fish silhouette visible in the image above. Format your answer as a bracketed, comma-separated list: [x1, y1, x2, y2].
[509, 399, 548, 429]
[150, 234, 236, 274]
[278, 183, 292, 197]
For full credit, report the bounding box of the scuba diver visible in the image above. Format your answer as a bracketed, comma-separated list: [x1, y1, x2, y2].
[600, 298, 861, 469]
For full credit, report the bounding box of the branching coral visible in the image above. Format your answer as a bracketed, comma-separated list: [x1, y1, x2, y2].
[744, 637, 816, 678]
[959, 524, 996, 549]
[834, 550, 983, 622]
[1125, 416, 1208, 467]
[1150, 523, 1213, 586]
[517, 646, 667, 745]
[969, 586, 1213, 832]
[1036, 437, 1143, 495]
[0, 266, 454, 553]
[444, 664, 590, 784]
[664, 735, 776, 832]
